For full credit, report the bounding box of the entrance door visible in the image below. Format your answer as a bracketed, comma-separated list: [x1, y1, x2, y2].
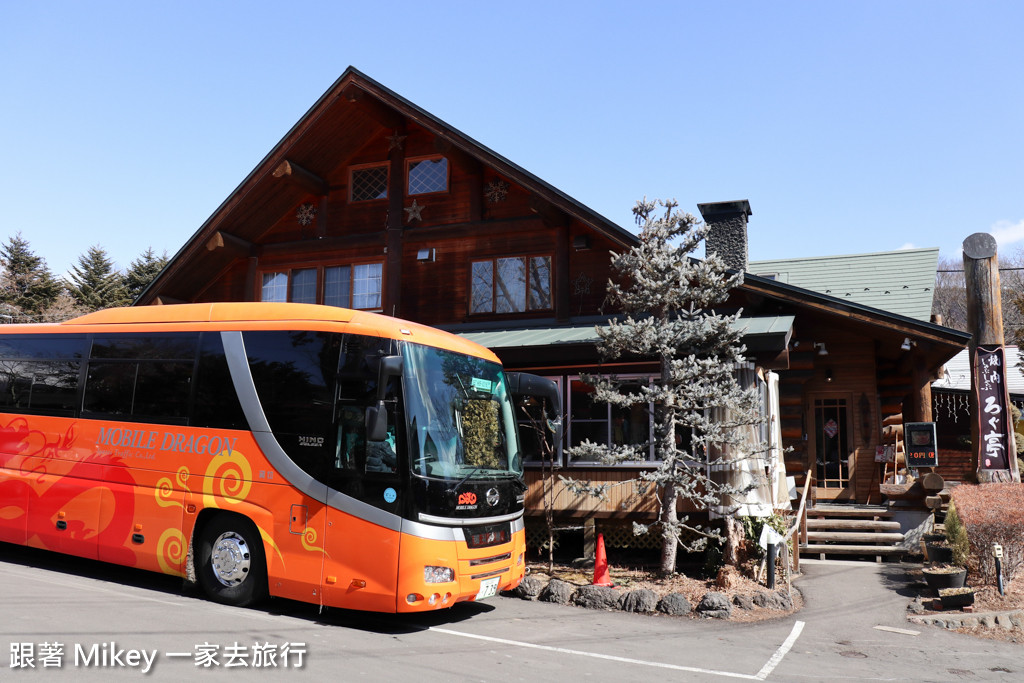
[808, 395, 855, 500]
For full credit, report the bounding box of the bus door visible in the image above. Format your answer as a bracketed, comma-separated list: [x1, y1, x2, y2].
[320, 345, 403, 611]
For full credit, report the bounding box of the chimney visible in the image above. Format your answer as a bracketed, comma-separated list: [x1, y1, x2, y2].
[697, 199, 752, 273]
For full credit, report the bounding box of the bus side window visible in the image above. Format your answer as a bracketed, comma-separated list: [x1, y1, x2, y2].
[335, 406, 364, 471]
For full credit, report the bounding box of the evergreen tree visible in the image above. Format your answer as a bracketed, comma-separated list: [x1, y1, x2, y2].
[0, 233, 63, 319]
[65, 245, 129, 310]
[122, 248, 168, 303]
[565, 199, 767, 575]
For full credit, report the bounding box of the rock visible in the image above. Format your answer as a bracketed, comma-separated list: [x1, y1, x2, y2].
[1010, 613, 1024, 628]
[618, 589, 657, 613]
[513, 576, 544, 600]
[907, 597, 926, 615]
[995, 614, 1013, 631]
[657, 593, 693, 616]
[570, 557, 595, 570]
[571, 585, 620, 610]
[697, 592, 732, 619]
[538, 578, 575, 605]
[733, 594, 754, 610]
[981, 615, 997, 629]
[753, 590, 792, 611]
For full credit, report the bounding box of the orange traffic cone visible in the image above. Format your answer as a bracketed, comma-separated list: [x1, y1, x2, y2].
[592, 533, 613, 586]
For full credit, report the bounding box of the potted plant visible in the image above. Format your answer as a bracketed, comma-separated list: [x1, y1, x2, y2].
[922, 565, 967, 591]
[925, 542, 954, 564]
[938, 587, 975, 608]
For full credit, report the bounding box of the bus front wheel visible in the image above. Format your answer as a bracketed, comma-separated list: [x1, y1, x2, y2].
[197, 514, 268, 607]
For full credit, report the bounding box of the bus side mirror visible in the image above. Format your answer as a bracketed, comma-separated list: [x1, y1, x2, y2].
[375, 355, 403, 401]
[366, 401, 388, 442]
[506, 372, 563, 441]
[367, 355, 403, 442]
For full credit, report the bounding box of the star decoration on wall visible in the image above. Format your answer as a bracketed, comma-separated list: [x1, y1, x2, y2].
[296, 202, 317, 226]
[404, 200, 424, 222]
[485, 179, 509, 203]
[387, 132, 407, 151]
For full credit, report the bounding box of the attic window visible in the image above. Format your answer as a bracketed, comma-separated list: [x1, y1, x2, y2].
[407, 156, 448, 195]
[350, 163, 389, 202]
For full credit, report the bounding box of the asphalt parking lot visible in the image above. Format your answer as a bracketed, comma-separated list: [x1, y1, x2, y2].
[2, 545, 1021, 681]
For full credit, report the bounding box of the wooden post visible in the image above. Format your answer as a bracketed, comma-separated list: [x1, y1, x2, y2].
[962, 232, 1021, 483]
[384, 127, 407, 317]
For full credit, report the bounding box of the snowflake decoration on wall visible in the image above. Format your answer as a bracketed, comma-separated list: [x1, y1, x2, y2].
[296, 202, 317, 226]
[573, 272, 593, 296]
[485, 179, 509, 203]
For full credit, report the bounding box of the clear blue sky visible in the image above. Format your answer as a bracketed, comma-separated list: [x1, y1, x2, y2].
[2, 1, 1022, 276]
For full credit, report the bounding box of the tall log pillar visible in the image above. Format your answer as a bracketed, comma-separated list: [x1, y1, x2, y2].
[963, 232, 1021, 483]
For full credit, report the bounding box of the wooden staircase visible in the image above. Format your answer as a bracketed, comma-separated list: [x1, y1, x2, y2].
[800, 504, 906, 560]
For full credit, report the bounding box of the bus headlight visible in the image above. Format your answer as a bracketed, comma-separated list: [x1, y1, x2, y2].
[424, 566, 454, 583]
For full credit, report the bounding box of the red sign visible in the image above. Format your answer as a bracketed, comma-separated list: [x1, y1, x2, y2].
[457, 492, 477, 506]
[823, 419, 839, 439]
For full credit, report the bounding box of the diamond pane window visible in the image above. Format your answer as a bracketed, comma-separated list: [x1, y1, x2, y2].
[261, 272, 288, 302]
[290, 268, 317, 304]
[408, 157, 448, 195]
[351, 164, 389, 202]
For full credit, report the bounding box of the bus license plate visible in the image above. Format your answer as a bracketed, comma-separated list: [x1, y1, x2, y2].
[475, 577, 499, 601]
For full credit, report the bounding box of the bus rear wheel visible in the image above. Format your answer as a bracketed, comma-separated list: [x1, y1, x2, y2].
[197, 514, 267, 607]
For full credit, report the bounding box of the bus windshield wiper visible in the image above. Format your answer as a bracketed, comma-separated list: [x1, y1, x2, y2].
[447, 466, 483, 493]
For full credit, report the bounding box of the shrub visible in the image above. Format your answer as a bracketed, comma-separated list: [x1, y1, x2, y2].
[948, 483, 1024, 585]
[943, 501, 970, 568]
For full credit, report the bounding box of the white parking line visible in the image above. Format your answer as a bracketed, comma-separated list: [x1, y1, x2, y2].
[430, 620, 805, 680]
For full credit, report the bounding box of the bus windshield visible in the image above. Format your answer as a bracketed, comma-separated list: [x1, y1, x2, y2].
[402, 342, 522, 483]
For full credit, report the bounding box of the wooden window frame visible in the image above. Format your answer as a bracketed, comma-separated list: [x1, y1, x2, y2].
[565, 374, 656, 467]
[405, 155, 449, 196]
[257, 262, 384, 311]
[469, 254, 553, 316]
[349, 162, 390, 203]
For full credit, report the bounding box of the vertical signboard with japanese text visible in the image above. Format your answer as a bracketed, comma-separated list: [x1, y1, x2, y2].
[973, 345, 1015, 476]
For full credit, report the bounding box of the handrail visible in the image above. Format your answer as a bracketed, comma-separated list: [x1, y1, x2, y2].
[782, 469, 813, 574]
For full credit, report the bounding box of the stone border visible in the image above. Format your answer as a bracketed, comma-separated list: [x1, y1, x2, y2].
[504, 575, 797, 620]
[908, 609, 1024, 632]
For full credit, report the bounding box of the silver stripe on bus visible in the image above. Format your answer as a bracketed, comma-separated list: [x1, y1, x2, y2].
[221, 331, 403, 533]
[417, 510, 524, 527]
[400, 518, 464, 542]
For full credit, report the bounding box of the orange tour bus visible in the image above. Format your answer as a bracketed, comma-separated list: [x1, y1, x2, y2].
[0, 302, 560, 613]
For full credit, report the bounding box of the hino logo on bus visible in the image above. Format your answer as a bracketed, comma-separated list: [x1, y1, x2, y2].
[486, 488, 499, 507]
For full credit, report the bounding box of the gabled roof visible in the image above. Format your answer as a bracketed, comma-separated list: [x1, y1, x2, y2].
[749, 247, 938, 322]
[137, 67, 636, 305]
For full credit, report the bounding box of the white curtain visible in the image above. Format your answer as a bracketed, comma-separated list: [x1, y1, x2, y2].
[709, 364, 774, 518]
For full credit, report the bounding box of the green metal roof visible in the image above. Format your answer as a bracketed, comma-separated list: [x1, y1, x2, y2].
[457, 315, 794, 351]
[749, 247, 938, 322]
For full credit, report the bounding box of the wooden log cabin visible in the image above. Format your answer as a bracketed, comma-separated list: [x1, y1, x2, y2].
[136, 67, 970, 554]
